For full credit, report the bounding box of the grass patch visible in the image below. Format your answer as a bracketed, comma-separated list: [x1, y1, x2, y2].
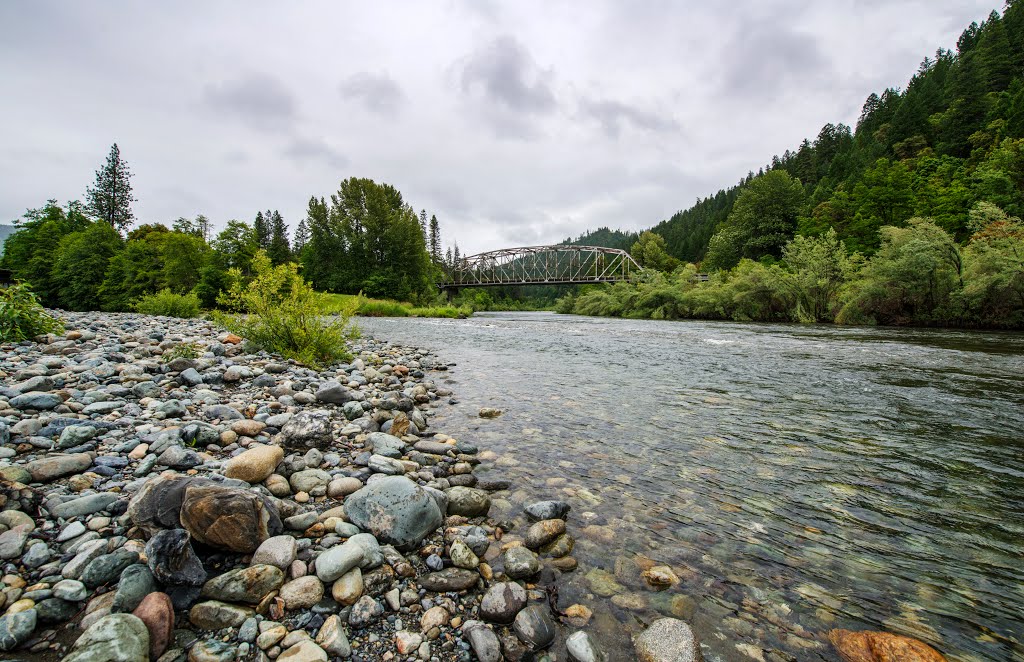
[409, 305, 471, 318]
[321, 293, 471, 319]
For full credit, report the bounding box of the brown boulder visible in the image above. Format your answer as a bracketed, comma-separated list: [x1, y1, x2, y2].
[180, 484, 281, 553]
[231, 419, 267, 438]
[133, 592, 174, 659]
[128, 474, 215, 536]
[828, 630, 947, 662]
[223, 444, 284, 484]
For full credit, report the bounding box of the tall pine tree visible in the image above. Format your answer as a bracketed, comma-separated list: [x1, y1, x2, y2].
[293, 217, 310, 255]
[428, 215, 442, 263]
[86, 143, 136, 233]
[267, 210, 291, 265]
[254, 211, 271, 250]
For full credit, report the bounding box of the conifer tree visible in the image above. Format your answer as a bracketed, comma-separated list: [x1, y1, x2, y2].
[293, 217, 309, 254]
[429, 215, 441, 263]
[267, 210, 291, 265]
[86, 143, 136, 233]
[254, 211, 271, 250]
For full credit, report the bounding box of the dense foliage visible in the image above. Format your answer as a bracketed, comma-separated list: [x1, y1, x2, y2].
[1, 158, 450, 316]
[559, 205, 1024, 328]
[300, 178, 438, 302]
[134, 289, 202, 318]
[0, 283, 64, 341]
[215, 252, 356, 368]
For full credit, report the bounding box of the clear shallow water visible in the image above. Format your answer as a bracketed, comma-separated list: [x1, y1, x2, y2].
[357, 312, 1024, 662]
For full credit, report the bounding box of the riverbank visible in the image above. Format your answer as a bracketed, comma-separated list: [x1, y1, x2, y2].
[0, 311, 640, 662]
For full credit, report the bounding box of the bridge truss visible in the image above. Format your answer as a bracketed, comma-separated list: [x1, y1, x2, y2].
[440, 245, 643, 289]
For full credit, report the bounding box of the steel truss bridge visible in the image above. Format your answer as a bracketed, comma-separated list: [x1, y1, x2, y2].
[439, 245, 643, 290]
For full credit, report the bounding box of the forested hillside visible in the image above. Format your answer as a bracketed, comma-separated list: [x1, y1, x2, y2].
[560, 3, 1024, 328]
[575, 3, 1024, 265]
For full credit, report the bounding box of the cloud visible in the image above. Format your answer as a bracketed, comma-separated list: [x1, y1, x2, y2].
[578, 97, 679, 138]
[282, 137, 349, 170]
[718, 16, 830, 99]
[340, 72, 405, 117]
[202, 72, 297, 130]
[458, 35, 556, 114]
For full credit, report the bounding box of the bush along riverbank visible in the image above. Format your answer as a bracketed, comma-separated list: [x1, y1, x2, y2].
[0, 311, 627, 662]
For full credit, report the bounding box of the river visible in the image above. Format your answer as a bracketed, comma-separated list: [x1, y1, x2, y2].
[356, 312, 1024, 661]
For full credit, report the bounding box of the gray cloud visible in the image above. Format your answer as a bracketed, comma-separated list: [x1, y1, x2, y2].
[458, 35, 556, 114]
[578, 97, 679, 138]
[719, 17, 830, 99]
[0, 0, 999, 254]
[340, 72, 405, 117]
[203, 72, 297, 130]
[282, 137, 349, 170]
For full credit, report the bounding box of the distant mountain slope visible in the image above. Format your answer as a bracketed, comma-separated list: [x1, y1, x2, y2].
[561, 226, 637, 251]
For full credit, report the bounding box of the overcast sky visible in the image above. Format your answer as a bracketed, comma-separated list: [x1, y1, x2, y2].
[0, 0, 999, 256]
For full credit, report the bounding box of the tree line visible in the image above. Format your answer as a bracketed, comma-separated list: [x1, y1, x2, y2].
[1, 145, 450, 312]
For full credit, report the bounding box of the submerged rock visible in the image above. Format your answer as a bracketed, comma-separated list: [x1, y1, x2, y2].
[828, 629, 947, 662]
[634, 618, 702, 662]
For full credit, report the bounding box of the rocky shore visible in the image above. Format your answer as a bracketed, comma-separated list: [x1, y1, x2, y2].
[0, 311, 706, 662]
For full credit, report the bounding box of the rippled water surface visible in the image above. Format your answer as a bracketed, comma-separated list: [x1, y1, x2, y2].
[357, 312, 1024, 661]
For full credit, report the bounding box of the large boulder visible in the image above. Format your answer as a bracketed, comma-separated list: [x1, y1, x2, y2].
[828, 630, 947, 662]
[128, 474, 214, 536]
[180, 484, 281, 553]
[224, 444, 284, 484]
[343, 476, 443, 551]
[280, 410, 333, 450]
[634, 618, 702, 662]
[64, 613, 149, 662]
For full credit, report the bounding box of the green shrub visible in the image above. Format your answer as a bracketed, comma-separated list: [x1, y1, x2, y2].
[134, 289, 202, 318]
[215, 251, 355, 369]
[0, 282, 64, 341]
[163, 341, 202, 362]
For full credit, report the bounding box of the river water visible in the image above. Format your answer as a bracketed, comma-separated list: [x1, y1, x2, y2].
[356, 312, 1024, 661]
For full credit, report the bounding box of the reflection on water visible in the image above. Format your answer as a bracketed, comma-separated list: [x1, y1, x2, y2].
[357, 312, 1024, 661]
